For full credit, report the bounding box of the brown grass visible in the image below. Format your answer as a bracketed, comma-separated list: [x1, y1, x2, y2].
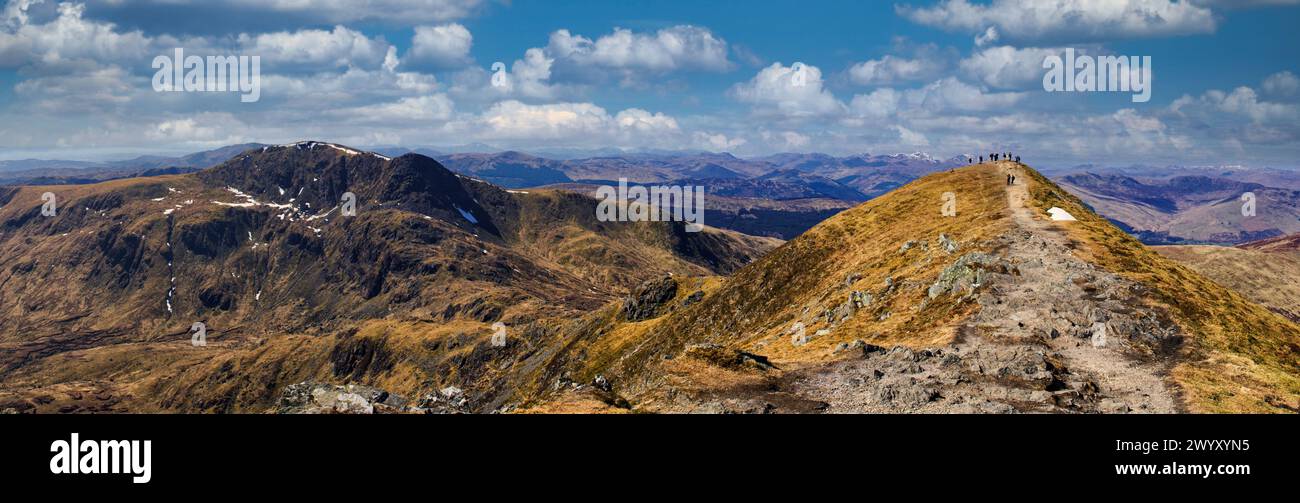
[1019, 167, 1300, 413]
[538, 164, 1013, 403]
[1153, 245, 1300, 318]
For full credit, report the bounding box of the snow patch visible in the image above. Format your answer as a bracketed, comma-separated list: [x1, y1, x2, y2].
[1047, 207, 1077, 221]
[305, 206, 337, 221]
[455, 205, 478, 224]
[213, 200, 256, 208]
[326, 144, 360, 156]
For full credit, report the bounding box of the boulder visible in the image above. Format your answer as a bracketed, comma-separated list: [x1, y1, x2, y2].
[927, 252, 1013, 299]
[277, 381, 409, 414]
[938, 233, 959, 254]
[684, 343, 777, 371]
[622, 276, 679, 321]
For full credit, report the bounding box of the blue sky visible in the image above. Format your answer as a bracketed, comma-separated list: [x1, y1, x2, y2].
[1, 0, 1298, 169]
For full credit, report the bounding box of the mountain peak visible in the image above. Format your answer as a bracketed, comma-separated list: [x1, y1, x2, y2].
[273, 140, 393, 161]
[199, 141, 499, 236]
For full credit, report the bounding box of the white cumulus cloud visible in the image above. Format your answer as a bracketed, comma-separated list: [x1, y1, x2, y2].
[546, 25, 731, 72]
[959, 46, 1072, 90]
[730, 62, 845, 118]
[897, 0, 1217, 44]
[1262, 71, 1299, 98]
[847, 55, 944, 86]
[238, 25, 392, 71]
[405, 23, 473, 70]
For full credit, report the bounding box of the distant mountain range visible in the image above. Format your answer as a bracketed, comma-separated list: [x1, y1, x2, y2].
[1, 144, 965, 240]
[0, 143, 268, 185]
[5, 145, 960, 193]
[1048, 164, 1300, 189]
[12, 143, 1300, 246]
[1057, 172, 1300, 244]
[426, 150, 961, 190]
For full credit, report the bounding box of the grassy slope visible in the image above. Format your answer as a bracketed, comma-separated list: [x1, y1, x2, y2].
[523, 163, 1300, 413]
[1021, 168, 1300, 413]
[1154, 245, 1300, 320]
[0, 169, 778, 412]
[525, 164, 1011, 403]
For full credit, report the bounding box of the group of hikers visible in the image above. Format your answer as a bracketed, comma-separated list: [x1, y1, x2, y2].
[959, 152, 1021, 184]
[955, 151, 1024, 184]
[967, 152, 1020, 164]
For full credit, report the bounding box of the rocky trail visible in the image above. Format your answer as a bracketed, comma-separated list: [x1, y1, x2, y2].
[691, 162, 1184, 414]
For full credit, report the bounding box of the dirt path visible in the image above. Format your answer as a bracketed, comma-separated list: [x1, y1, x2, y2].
[990, 162, 1178, 412]
[778, 162, 1180, 413]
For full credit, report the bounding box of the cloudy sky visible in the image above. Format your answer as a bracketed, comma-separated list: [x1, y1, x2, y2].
[1, 0, 1298, 168]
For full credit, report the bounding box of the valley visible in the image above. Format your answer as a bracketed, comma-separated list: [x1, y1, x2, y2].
[1057, 172, 1300, 245]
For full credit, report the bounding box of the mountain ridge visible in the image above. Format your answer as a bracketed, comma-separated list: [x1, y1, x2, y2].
[0, 142, 777, 412]
[520, 161, 1298, 413]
